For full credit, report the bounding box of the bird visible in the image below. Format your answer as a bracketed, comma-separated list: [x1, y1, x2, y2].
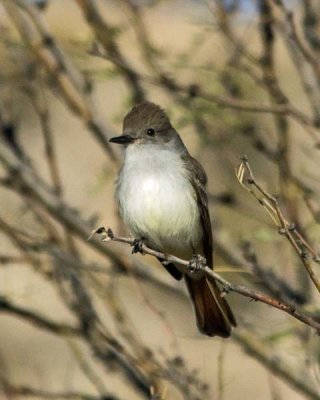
[109, 101, 236, 337]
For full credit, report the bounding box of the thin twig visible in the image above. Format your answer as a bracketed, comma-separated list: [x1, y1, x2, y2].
[236, 156, 320, 293]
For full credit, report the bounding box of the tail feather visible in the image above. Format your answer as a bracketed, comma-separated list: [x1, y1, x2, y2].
[185, 276, 236, 337]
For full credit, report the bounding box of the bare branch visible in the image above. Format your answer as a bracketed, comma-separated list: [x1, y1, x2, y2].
[0, 141, 125, 267]
[234, 331, 320, 400]
[236, 156, 320, 293]
[23, 81, 63, 195]
[3, 0, 118, 162]
[0, 296, 80, 336]
[89, 227, 320, 333]
[1, 379, 119, 400]
[76, 0, 145, 103]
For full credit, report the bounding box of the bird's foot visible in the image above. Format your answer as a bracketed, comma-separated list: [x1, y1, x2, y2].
[188, 254, 206, 278]
[131, 238, 144, 254]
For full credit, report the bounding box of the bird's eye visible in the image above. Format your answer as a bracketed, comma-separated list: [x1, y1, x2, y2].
[147, 128, 155, 136]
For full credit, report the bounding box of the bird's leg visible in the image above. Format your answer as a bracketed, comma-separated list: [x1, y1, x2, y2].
[188, 254, 206, 279]
[131, 238, 144, 254]
[157, 257, 183, 280]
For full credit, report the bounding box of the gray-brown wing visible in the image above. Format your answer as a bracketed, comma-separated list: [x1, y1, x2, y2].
[183, 154, 237, 333]
[182, 154, 213, 268]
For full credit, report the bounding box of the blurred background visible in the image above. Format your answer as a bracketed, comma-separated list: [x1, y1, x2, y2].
[0, 0, 319, 399]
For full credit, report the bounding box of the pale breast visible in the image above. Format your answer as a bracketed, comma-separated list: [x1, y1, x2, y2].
[116, 145, 203, 256]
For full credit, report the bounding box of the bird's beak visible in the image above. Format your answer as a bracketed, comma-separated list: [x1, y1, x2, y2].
[109, 134, 135, 145]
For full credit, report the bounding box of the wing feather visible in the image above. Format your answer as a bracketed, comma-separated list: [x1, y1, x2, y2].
[182, 154, 213, 268]
[182, 153, 237, 334]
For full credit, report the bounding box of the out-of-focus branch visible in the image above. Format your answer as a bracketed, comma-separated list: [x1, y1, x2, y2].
[0, 296, 80, 336]
[67, 339, 111, 398]
[273, 0, 320, 75]
[2, 0, 118, 162]
[210, 2, 289, 163]
[54, 254, 209, 400]
[52, 259, 167, 399]
[58, 276, 208, 400]
[152, 73, 313, 127]
[89, 227, 320, 333]
[1, 379, 118, 400]
[23, 81, 62, 195]
[209, 0, 259, 66]
[89, 39, 314, 127]
[0, 141, 124, 267]
[0, 101, 26, 160]
[258, 1, 294, 204]
[14, 0, 88, 92]
[0, 254, 26, 265]
[274, 4, 320, 121]
[241, 241, 307, 305]
[76, 0, 145, 103]
[270, 0, 320, 129]
[302, 0, 320, 57]
[87, 276, 206, 399]
[258, 1, 288, 105]
[210, 0, 318, 137]
[21, 74, 83, 259]
[233, 331, 319, 400]
[0, 214, 178, 398]
[274, 1, 320, 79]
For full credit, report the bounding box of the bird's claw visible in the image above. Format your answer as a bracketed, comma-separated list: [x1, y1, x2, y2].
[132, 238, 144, 254]
[188, 254, 206, 277]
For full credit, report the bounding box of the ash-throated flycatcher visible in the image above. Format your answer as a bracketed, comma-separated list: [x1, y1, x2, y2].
[110, 101, 236, 337]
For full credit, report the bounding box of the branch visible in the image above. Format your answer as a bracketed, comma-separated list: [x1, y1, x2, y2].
[89, 42, 314, 128]
[0, 142, 125, 268]
[0, 296, 80, 336]
[302, 0, 320, 57]
[236, 156, 320, 293]
[22, 81, 63, 196]
[76, 0, 145, 103]
[89, 227, 320, 333]
[1, 379, 120, 400]
[273, 0, 320, 81]
[67, 339, 111, 398]
[0, 254, 26, 265]
[233, 331, 320, 400]
[3, 0, 118, 162]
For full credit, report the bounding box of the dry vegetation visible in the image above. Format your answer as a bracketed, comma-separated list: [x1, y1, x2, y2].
[0, 0, 319, 399]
